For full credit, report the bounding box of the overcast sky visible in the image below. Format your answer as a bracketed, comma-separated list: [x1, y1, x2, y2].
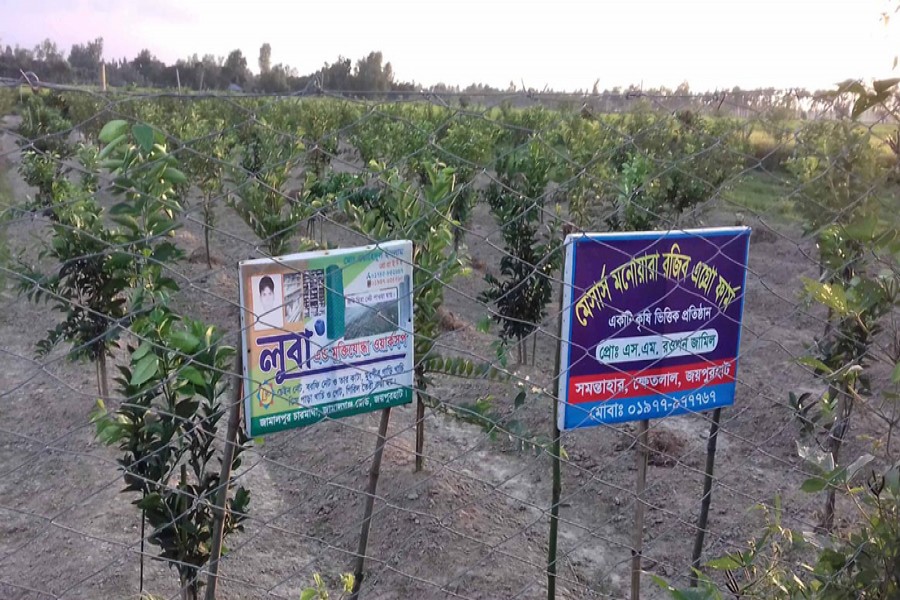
[1, 0, 898, 91]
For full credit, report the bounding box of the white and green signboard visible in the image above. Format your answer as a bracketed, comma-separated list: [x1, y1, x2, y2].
[239, 241, 414, 436]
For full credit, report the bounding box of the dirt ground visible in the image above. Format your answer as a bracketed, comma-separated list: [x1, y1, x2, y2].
[0, 114, 886, 600]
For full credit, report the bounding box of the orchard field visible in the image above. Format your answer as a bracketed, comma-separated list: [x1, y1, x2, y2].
[0, 85, 899, 600]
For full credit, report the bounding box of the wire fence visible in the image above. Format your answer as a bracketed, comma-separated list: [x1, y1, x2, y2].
[0, 79, 898, 600]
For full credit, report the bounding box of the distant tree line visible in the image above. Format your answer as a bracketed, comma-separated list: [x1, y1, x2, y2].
[0, 37, 429, 96]
[0, 36, 875, 119]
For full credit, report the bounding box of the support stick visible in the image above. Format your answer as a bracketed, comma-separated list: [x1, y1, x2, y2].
[350, 407, 392, 600]
[415, 389, 425, 472]
[547, 282, 565, 600]
[690, 408, 722, 586]
[204, 348, 244, 600]
[631, 420, 649, 600]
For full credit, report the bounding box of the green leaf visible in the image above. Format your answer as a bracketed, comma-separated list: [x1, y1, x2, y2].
[845, 453, 874, 481]
[852, 95, 874, 120]
[137, 492, 163, 511]
[476, 316, 492, 333]
[891, 362, 900, 384]
[802, 278, 850, 316]
[514, 390, 526, 408]
[131, 354, 159, 386]
[885, 465, 900, 494]
[175, 399, 200, 419]
[180, 366, 206, 387]
[98, 133, 128, 160]
[162, 167, 188, 185]
[89, 398, 108, 424]
[299, 588, 317, 600]
[132, 123, 155, 153]
[169, 330, 201, 354]
[132, 342, 153, 361]
[801, 476, 828, 493]
[798, 356, 832, 375]
[844, 212, 879, 242]
[99, 120, 129, 144]
[705, 554, 745, 570]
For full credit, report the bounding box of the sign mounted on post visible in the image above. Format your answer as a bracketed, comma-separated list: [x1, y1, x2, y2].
[239, 241, 414, 436]
[557, 227, 751, 430]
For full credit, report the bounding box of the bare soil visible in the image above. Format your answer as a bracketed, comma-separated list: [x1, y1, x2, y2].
[0, 116, 887, 600]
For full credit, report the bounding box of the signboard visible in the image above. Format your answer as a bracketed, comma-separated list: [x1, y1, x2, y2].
[557, 227, 751, 430]
[239, 241, 414, 436]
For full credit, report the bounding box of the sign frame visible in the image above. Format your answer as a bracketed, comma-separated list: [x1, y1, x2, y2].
[557, 227, 751, 431]
[238, 240, 415, 437]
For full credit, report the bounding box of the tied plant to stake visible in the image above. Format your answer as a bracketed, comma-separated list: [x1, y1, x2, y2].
[16, 141, 126, 398]
[787, 117, 892, 532]
[16, 93, 76, 217]
[480, 140, 563, 365]
[180, 113, 233, 268]
[92, 309, 250, 600]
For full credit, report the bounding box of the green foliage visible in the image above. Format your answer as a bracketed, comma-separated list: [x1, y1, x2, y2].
[607, 111, 744, 231]
[299, 573, 355, 600]
[179, 111, 234, 267]
[295, 99, 361, 176]
[16, 94, 76, 215]
[659, 465, 900, 599]
[343, 162, 464, 373]
[98, 119, 186, 310]
[227, 121, 320, 256]
[16, 154, 127, 363]
[787, 120, 883, 232]
[434, 114, 500, 247]
[479, 141, 562, 361]
[15, 117, 188, 396]
[91, 308, 250, 600]
[18, 93, 73, 156]
[0, 87, 16, 117]
[14, 128, 130, 381]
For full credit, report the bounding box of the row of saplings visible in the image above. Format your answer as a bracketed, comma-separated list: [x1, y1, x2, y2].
[14, 89, 900, 598]
[12, 94, 584, 598]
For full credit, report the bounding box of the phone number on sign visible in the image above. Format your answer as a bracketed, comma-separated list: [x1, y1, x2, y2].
[588, 390, 718, 422]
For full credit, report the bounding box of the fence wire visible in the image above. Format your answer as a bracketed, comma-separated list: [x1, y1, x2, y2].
[0, 80, 898, 600]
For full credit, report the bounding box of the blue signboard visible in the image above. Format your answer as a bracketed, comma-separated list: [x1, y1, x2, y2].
[557, 227, 751, 430]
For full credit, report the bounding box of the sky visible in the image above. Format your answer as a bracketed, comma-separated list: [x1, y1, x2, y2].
[1, 0, 899, 92]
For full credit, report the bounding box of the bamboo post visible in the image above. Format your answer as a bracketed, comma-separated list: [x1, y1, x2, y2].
[204, 347, 245, 600]
[100, 63, 107, 92]
[690, 408, 722, 586]
[631, 420, 649, 600]
[547, 282, 566, 600]
[350, 407, 393, 600]
[414, 391, 425, 472]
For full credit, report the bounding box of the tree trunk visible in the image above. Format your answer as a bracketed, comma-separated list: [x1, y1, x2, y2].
[820, 387, 853, 532]
[415, 391, 425, 472]
[204, 198, 213, 270]
[96, 353, 108, 399]
[181, 575, 199, 600]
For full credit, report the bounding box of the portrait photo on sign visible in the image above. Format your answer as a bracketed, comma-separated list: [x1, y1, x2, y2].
[252, 274, 284, 331]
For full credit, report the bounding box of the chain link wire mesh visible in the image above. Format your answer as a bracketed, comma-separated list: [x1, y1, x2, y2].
[0, 79, 898, 600]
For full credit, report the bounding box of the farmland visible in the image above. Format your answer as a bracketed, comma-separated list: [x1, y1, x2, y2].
[0, 87, 899, 600]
